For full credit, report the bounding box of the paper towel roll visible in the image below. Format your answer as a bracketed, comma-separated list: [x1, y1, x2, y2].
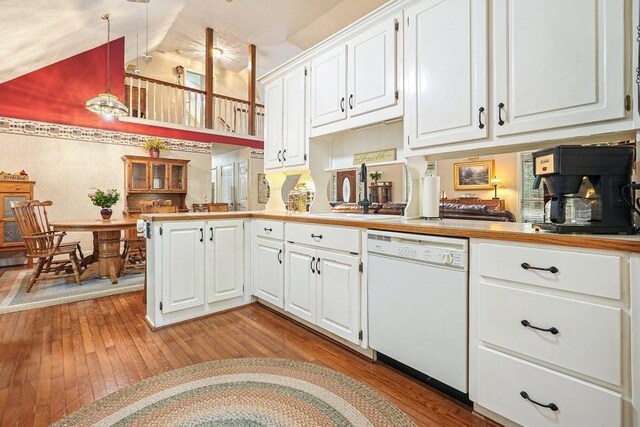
[422, 176, 441, 218]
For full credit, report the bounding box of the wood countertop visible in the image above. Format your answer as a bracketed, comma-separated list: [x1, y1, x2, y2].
[139, 211, 640, 253]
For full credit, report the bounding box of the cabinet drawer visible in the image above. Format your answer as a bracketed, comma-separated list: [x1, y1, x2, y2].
[476, 346, 621, 427]
[477, 242, 622, 299]
[478, 282, 621, 386]
[285, 223, 360, 253]
[254, 220, 284, 240]
[0, 183, 30, 193]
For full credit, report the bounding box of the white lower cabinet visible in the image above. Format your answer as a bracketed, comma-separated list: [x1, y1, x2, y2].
[253, 237, 284, 308]
[160, 221, 206, 314]
[284, 244, 317, 323]
[149, 219, 245, 327]
[205, 220, 244, 303]
[315, 250, 360, 343]
[470, 239, 629, 427]
[477, 346, 621, 427]
[284, 230, 362, 345]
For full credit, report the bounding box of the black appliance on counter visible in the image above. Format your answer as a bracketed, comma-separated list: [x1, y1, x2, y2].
[531, 145, 636, 235]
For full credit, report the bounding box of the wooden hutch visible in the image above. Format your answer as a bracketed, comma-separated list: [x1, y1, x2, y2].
[122, 155, 190, 215]
[0, 180, 35, 266]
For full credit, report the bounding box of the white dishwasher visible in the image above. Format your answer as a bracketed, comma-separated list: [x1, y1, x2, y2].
[367, 230, 468, 395]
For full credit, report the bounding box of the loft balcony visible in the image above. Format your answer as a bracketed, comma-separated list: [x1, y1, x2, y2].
[121, 74, 264, 140]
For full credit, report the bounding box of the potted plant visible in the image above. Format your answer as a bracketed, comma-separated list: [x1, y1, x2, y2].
[88, 188, 120, 220]
[142, 137, 167, 158]
[369, 171, 383, 185]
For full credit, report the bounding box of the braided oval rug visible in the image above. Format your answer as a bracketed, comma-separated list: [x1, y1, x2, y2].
[53, 358, 416, 427]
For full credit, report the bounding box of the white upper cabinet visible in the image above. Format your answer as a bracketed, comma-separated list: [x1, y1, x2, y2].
[310, 14, 402, 135]
[405, 0, 488, 148]
[263, 79, 284, 170]
[492, 0, 626, 136]
[311, 46, 348, 127]
[264, 65, 308, 171]
[282, 66, 308, 168]
[347, 19, 398, 117]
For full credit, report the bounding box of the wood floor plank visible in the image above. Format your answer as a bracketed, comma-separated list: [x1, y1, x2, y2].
[0, 286, 497, 427]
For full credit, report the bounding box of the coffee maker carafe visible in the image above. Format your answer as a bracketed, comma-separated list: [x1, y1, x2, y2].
[531, 145, 636, 234]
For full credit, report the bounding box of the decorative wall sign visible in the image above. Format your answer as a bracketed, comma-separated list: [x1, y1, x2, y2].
[353, 149, 396, 165]
[453, 160, 494, 190]
[257, 173, 270, 203]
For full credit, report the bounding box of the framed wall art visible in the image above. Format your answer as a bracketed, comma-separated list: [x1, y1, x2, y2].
[453, 160, 494, 190]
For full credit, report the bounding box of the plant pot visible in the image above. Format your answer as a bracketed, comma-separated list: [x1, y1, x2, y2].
[100, 207, 113, 220]
[148, 148, 160, 158]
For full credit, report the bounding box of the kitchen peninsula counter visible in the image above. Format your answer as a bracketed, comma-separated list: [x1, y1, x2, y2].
[140, 211, 640, 253]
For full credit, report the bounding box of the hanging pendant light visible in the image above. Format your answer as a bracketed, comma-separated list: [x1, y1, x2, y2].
[86, 14, 129, 119]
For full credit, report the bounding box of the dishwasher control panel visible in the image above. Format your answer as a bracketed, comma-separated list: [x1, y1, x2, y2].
[368, 231, 467, 269]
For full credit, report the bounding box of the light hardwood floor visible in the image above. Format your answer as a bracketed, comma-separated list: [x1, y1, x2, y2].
[0, 268, 496, 427]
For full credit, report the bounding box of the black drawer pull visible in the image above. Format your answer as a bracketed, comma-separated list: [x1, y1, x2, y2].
[277, 249, 282, 264]
[282, 149, 287, 161]
[264, 227, 273, 233]
[478, 106, 485, 129]
[311, 234, 323, 240]
[316, 257, 321, 275]
[209, 227, 214, 241]
[311, 256, 316, 273]
[348, 94, 354, 110]
[277, 150, 282, 162]
[520, 391, 559, 411]
[199, 228, 204, 242]
[521, 319, 559, 335]
[521, 262, 558, 274]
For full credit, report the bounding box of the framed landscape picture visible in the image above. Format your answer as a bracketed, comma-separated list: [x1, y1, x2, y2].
[453, 160, 494, 190]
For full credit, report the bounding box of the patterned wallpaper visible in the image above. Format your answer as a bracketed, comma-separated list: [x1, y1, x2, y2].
[0, 116, 212, 154]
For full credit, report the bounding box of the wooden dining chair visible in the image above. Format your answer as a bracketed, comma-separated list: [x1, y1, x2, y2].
[122, 200, 174, 267]
[10, 200, 86, 292]
[192, 203, 229, 212]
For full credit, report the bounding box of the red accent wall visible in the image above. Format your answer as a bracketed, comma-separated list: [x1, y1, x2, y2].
[0, 38, 262, 148]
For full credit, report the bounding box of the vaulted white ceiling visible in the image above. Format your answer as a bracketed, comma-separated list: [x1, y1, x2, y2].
[0, 0, 387, 84]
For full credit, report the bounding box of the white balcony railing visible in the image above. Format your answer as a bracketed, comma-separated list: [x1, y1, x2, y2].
[125, 75, 264, 138]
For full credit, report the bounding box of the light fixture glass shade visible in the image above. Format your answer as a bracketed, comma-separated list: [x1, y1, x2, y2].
[86, 14, 129, 119]
[85, 93, 129, 119]
[490, 176, 501, 185]
[213, 47, 224, 58]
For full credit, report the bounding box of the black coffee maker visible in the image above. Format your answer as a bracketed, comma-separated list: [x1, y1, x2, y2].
[531, 145, 636, 234]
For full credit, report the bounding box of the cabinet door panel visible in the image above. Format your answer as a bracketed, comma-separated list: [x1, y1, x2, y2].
[405, 0, 488, 147]
[311, 45, 347, 127]
[161, 222, 205, 314]
[264, 79, 284, 170]
[284, 244, 316, 323]
[477, 347, 621, 427]
[348, 16, 398, 117]
[206, 220, 244, 303]
[129, 161, 149, 190]
[316, 250, 360, 343]
[253, 238, 284, 308]
[282, 65, 307, 168]
[493, 0, 625, 135]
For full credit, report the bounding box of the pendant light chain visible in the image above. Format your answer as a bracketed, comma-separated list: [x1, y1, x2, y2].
[105, 14, 111, 94]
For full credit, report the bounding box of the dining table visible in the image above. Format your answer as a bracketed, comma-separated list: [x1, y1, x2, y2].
[49, 217, 138, 284]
